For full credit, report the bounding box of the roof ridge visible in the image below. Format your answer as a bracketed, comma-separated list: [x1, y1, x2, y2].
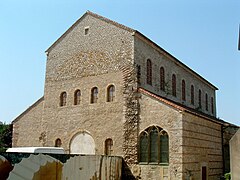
[46, 11, 135, 53]
[45, 11, 217, 90]
[86, 11, 135, 33]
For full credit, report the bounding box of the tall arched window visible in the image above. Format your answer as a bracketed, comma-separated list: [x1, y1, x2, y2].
[191, 85, 194, 105]
[150, 127, 158, 162]
[160, 131, 169, 163]
[60, 92, 67, 106]
[205, 93, 208, 111]
[139, 126, 169, 164]
[198, 89, 202, 108]
[139, 132, 148, 162]
[146, 59, 152, 85]
[172, 74, 176, 97]
[211, 97, 214, 114]
[107, 85, 115, 102]
[182, 80, 186, 101]
[105, 138, 113, 155]
[74, 89, 81, 105]
[91, 87, 98, 103]
[160, 67, 165, 91]
[55, 138, 62, 147]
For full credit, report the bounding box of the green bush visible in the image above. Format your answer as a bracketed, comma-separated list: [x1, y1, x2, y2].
[0, 123, 12, 152]
[224, 172, 231, 180]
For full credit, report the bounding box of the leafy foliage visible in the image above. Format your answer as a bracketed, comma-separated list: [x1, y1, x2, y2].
[224, 172, 231, 180]
[0, 123, 12, 152]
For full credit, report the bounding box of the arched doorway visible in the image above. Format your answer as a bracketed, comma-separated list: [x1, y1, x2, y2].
[70, 131, 95, 154]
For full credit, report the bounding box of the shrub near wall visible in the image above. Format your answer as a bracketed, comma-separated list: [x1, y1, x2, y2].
[0, 124, 12, 152]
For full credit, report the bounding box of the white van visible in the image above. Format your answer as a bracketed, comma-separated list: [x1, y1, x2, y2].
[6, 147, 65, 154]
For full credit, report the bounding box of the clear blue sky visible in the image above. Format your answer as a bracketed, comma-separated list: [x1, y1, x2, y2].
[0, 1, 239, 126]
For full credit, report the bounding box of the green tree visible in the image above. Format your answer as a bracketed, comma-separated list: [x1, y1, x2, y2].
[0, 123, 12, 152]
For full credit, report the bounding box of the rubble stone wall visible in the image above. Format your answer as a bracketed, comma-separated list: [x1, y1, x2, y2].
[43, 14, 139, 159]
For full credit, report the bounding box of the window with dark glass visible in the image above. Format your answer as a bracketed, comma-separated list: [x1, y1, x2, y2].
[91, 87, 98, 104]
[211, 97, 214, 114]
[139, 132, 148, 162]
[191, 85, 194, 105]
[139, 126, 169, 164]
[160, 67, 165, 91]
[74, 89, 81, 105]
[198, 89, 202, 109]
[160, 131, 169, 163]
[172, 74, 176, 97]
[150, 128, 158, 162]
[55, 138, 62, 147]
[205, 93, 208, 111]
[182, 80, 186, 101]
[137, 64, 141, 84]
[107, 85, 115, 102]
[60, 92, 67, 106]
[146, 59, 152, 85]
[105, 138, 113, 155]
[84, 27, 89, 35]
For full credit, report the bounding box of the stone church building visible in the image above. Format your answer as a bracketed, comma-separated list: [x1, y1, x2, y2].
[12, 11, 237, 179]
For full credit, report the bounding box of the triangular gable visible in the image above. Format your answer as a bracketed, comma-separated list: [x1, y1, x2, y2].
[45, 11, 135, 53]
[45, 11, 217, 90]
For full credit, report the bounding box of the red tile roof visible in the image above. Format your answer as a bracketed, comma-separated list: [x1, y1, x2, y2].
[138, 88, 229, 126]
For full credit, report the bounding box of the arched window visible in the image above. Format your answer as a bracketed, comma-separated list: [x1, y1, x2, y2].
[182, 80, 186, 101]
[55, 138, 62, 147]
[205, 93, 208, 111]
[91, 87, 98, 103]
[211, 97, 214, 114]
[191, 85, 194, 105]
[139, 132, 148, 162]
[160, 67, 165, 91]
[150, 127, 158, 162]
[105, 138, 113, 155]
[74, 89, 81, 105]
[107, 85, 115, 102]
[160, 131, 169, 163]
[146, 59, 152, 85]
[60, 92, 67, 106]
[139, 126, 169, 164]
[198, 89, 202, 108]
[172, 74, 176, 97]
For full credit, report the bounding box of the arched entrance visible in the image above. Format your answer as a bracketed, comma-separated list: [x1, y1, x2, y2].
[70, 131, 95, 154]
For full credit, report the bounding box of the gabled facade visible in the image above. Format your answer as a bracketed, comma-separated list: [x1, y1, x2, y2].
[12, 11, 237, 179]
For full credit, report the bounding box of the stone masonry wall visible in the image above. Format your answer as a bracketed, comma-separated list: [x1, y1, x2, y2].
[134, 36, 217, 117]
[12, 98, 44, 147]
[137, 93, 183, 180]
[182, 112, 223, 179]
[42, 13, 139, 161]
[12, 12, 226, 180]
